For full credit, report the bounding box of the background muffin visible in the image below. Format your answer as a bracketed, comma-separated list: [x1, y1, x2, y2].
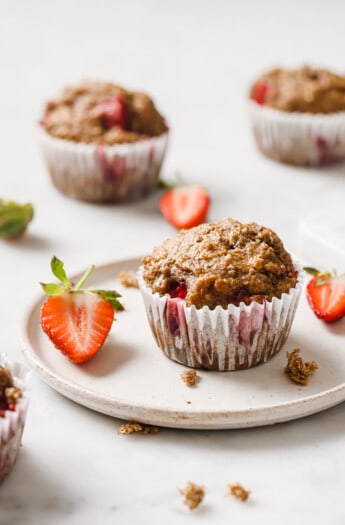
[139, 217, 302, 371]
[248, 66, 345, 166]
[40, 81, 169, 202]
[0, 355, 29, 481]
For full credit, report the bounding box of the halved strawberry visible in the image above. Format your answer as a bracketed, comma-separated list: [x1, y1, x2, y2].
[305, 267, 345, 322]
[159, 185, 210, 230]
[92, 95, 126, 129]
[40, 257, 123, 363]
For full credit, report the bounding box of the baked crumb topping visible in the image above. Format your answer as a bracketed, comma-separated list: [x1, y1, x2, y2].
[118, 271, 139, 288]
[180, 369, 199, 387]
[250, 66, 345, 113]
[117, 422, 159, 435]
[179, 482, 205, 510]
[142, 217, 297, 309]
[285, 348, 318, 385]
[228, 483, 251, 501]
[42, 81, 166, 145]
[0, 366, 22, 417]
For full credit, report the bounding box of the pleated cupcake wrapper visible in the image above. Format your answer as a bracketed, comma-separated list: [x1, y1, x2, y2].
[138, 267, 303, 371]
[248, 100, 345, 166]
[0, 355, 30, 481]
[39, 128, 169, 203]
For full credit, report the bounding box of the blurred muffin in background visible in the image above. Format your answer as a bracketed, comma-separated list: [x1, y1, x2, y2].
[248, 66, 345, 166]
[40, 81, 168, 202]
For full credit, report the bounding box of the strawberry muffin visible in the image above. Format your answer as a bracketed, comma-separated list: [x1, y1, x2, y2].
[40, 81, 168, 202]
[139, 217, 302, 370]
[0, 355, 29, 481]
[248, 66, 345, 166]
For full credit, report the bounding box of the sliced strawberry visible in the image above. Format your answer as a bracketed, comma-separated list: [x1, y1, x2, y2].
[305, 270, 345, 322]
[92, 95, 126, 129]
[252, 82, 268, 105]
[159, 185, 210, 229]
[40, 257, 123, 363]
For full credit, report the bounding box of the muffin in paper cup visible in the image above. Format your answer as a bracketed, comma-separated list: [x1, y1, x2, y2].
[138, 217, 303, 371]
[248, 66, 345, 166]
[138, 266, 303, 371]
[0, 354, 29, 481]
[248, 101, 345, 167]
[39, 129, 169, 203]
[39, 81, 169, 203]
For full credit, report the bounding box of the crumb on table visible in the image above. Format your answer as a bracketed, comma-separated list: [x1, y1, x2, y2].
[285, 348, 318, 386]
[228, 483, 250, 502]
[180, 369, 199, 387]
[179, 482, 205, 510]
[118, 271, 139, 288]
[117, 422, 159, 435]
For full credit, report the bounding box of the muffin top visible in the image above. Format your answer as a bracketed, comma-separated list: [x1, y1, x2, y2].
[41, 81, 167, 145]
[142, 217, 297, 310]
[0, 365, 22, 417]
[250, 66, 345, 113]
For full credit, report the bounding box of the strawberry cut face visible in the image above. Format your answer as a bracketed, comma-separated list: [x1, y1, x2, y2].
[159, 185, 210, 230]
[40, 292, 115, 363]
[306, 274, 345, 322]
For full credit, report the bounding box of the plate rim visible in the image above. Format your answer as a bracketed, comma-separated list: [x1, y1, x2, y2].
[20, 257, 345, 429]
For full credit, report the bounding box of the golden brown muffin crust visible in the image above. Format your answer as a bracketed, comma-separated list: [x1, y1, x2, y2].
[142, 217, 297, 310]
[250, 66, 345, 113]
[42, 81, 166, 144]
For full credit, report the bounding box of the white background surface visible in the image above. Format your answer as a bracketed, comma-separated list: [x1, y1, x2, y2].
[1, 0, 345, 523]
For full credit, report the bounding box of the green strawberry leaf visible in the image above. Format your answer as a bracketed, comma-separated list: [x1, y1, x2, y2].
[92, 289, 124, 311]
[40, 282, 65, 295]
[303, 267, 321, 276]
[0, 200, 34, 239]
[51, 256, 70, 285]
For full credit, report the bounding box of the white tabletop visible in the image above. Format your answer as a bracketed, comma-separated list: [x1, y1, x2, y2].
[1, 0, 345, 523]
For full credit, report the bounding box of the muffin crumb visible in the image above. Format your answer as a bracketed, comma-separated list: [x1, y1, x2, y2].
[285, 348, 318, 385]
[228, 483, 251, 502]
[180, 369, 199, 387]
[117, 422, 159, 435]
[118, 271, 139, 288]
[179, 482, 205, 510]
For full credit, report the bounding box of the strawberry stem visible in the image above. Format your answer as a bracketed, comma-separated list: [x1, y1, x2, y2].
[75, 265, 95, 290]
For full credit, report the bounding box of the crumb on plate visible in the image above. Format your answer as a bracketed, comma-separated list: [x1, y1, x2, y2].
[118, 271, 139, 288]
[179, 482, 205, 510]
[228, 483, 250, 501]
[180, 369, 199, 387]
[285, 348, 318, 386]
[117, 422, 159, 435]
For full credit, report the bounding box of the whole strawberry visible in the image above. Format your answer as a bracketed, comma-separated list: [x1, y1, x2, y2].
[305, 267, 345, 322]
[40, 257, 123, 363]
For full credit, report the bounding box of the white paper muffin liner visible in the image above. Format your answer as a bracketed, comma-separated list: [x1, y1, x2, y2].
[248, 100, 345, 166]
[0, 355, 29, 481]
[138, 266, 303, 371]
[39, 128, 169, 203]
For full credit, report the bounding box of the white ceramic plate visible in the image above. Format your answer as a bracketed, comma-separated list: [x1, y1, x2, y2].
[21, 258, 345, 429]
